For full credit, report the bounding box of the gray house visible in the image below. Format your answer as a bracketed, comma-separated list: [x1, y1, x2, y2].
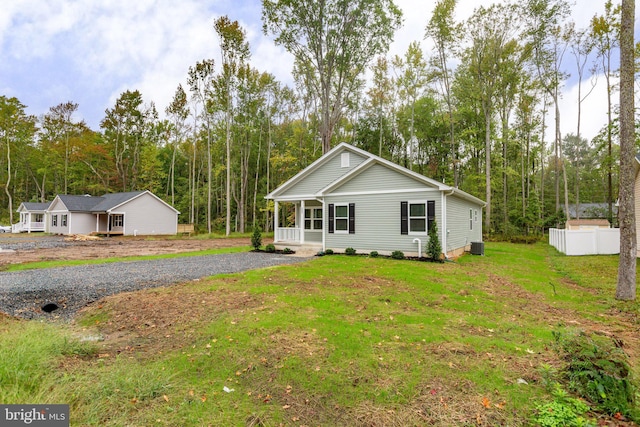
[46, 190, 179, 236]
[265, 143, 485, 258]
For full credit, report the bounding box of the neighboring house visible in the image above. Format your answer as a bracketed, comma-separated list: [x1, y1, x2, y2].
[13, 202, 52, 233]
[46, 190, 179, 236]
[265, 142, 485, 258]
[566, 203, 617, 220]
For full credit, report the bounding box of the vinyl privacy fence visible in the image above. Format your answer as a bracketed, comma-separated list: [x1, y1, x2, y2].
[549, 228, 620, 256]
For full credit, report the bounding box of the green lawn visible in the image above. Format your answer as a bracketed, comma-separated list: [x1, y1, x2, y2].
[1, 242, 638, 426]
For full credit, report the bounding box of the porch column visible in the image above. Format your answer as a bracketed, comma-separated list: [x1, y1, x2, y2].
[300, 200, 305, 244]
[274, 201, 279, 243]
[27, 212, 31, 233]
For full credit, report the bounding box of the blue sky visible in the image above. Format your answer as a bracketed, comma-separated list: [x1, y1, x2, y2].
[0, 0, 633, 143]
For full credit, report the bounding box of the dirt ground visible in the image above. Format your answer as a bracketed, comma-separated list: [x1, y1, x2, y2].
[0, 235, 259, 267]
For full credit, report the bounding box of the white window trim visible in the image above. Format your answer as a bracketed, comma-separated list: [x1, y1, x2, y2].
[333, 203, 349, 234]
[408, 199, 428, 236]
[304, 207, 323, 231]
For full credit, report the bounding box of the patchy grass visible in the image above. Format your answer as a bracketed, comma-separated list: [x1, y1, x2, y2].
[1, 242, 638, 425]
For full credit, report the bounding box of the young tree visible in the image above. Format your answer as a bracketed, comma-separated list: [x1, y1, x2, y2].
[616, 0, 635, 300]
[165, 85, 190, 206]
[426, 0, 461, 185]
[262, 0, 402, 154]
[214, 16, 250, 236]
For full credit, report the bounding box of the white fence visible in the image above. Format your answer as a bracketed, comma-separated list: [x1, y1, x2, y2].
[549, 228, 620, 256]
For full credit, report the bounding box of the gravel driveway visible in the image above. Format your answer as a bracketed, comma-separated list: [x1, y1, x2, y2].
[0, 252, 310, 320]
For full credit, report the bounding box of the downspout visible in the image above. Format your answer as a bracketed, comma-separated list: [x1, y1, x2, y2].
[316, 198, 325, 251]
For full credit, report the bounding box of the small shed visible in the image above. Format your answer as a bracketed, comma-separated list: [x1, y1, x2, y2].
[565, 219, 610, 230]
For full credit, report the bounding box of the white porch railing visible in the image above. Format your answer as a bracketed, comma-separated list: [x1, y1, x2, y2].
[12, 222, 45, 233]
[275, 227, 300, 243]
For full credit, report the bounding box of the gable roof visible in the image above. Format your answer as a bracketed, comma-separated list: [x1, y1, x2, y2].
[48, 191, 179, 214]
[19, 202, 51, 212]
[266, 142, 485, 206]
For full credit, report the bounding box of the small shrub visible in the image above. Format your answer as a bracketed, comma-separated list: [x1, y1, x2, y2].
[391, 250, 404, 260]
[316, 251, 325, 257]
[369, 251, 379, 258]
[325, 249, 334, 255]
[265, 244, 276, 253]
[533, 384, 590, 427]
[427, 219, 442, 262]
[345, 247, 356, 255]
[251, 228, 262, 250]
[283, 247, 294, 254]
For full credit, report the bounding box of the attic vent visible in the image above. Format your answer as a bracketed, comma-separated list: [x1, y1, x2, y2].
[341, 152, 350, 168]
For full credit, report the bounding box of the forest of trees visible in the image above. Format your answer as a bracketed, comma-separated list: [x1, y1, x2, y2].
[0, 0, 636, 236]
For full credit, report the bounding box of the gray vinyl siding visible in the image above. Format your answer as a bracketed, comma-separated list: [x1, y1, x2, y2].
[444, 195, 483, 253]
[324, 190, 442, 256]
[69, 213, 96, 234]
[331, 163, 425, 194]
[119, 193, 177, 235]
[280, 151, 367, 197]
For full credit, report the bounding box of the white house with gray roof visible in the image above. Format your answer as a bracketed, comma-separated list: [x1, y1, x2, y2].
[45, 190, 179, 236]
[265, 142, 485, 258]
[13, 201, 52, 233]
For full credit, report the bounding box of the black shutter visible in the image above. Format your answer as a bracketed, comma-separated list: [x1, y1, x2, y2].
[427, 200, 436, 231]
[400, 201, 408, 235]
[348, 203, 355, 234]
[328, 204, 334, 234]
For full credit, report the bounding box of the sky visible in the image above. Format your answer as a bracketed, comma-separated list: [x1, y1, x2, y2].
[0, 0, 635, 144]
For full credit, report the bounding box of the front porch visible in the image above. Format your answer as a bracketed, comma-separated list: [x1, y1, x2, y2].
[14, 211, 46, 233]
[273, 200, 324, 251]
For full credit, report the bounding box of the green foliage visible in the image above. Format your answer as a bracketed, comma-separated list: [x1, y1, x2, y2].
[250, 228, 262, 250]
[533, 384, 591, 427]
[391, 250, 405, 260]
[345, 247, 356, 256]
[325, 249, 334, 255]
[282, 247, 294, 254]
[553, 329, 638, 420]
[369, 251, 379, 258]
[427, 219, 442, 262]
[265, 244, 276, 253]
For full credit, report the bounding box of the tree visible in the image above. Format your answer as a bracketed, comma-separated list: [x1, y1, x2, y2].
[616, 0, 635, 300]
[262, 0, 402, 153]
[591, 0, 621, 223]
[214, 16, 250, 236]
[165, 85, 190, 206]
[426, 0, 461, 184]
[0, 97, 36, 224]
[393, 41, 428, 169]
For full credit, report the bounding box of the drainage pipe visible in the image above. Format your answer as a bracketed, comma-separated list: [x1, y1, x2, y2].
[413, 238, 422, 258]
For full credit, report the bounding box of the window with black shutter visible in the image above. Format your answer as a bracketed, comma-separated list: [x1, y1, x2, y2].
[401, 200, 435, 234]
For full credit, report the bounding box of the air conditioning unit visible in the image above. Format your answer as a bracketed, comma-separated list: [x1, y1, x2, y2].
[470, 241, 484, 255]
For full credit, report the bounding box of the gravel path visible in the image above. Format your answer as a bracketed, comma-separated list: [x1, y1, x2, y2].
[0, 252, 310, 320]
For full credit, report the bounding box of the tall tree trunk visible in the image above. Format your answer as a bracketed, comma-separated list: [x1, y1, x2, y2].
[5, 141, 13, 224]
[616, 0, 636, 300]
[484, 105, 491, 232]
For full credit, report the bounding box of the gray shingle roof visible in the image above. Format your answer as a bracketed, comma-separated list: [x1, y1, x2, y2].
[57, 195, 104, 212]
[90, 191, 145, 212]
[21, 202, 51, 211]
